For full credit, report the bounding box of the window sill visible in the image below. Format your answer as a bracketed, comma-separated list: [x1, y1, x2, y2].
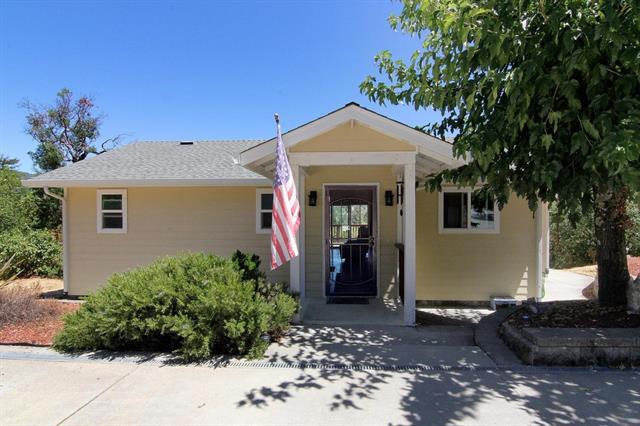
[438, 228, 500, 235]
[98, 229, 127, 234]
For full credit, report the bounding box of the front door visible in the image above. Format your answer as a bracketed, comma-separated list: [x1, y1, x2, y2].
[325, 186, 377, 297]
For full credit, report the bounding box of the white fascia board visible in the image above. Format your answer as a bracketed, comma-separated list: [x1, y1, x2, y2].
[22, 178, 272, 188]
[417, 146, 467, 167]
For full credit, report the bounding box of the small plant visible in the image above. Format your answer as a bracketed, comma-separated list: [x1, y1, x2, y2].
[0, 284, 64, 325]
[53, 252, 297, 360]
[0, 254, 20, 289]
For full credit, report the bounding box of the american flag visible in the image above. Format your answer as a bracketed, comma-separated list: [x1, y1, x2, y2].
[270, 115, 300, 270]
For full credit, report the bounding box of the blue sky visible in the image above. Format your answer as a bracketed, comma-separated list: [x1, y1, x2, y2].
[0, 0, 440, 172]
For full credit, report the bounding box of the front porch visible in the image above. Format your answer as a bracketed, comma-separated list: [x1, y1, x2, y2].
[239, 103, 463, 326]
[303, 297, 404, 326]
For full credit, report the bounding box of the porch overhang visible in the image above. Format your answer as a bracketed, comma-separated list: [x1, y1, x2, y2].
[238, 102, 465, 180]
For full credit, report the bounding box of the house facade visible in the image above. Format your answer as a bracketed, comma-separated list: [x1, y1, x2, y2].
[24, 103, 549, 325]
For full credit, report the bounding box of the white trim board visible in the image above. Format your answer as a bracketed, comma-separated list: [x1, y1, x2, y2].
[255, 188, 274, 234]
[96, 189, 128, 234]
[437, 187, 501, 235]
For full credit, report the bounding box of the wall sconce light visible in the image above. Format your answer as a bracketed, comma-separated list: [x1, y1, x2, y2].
[396, 181, 404, 205]
[308, 190, 317, 206]
[384, 190, 394, 206]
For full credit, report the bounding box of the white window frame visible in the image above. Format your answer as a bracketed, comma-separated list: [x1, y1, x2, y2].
[97, 189, 127, 234]
[438, 187, 500, 234]
[256, 188, 273, 234]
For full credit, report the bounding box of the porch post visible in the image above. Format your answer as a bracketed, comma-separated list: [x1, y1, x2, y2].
[298, 168, 306, 301]
[290, 164, 301, 296]
[403, 162, 416, 326]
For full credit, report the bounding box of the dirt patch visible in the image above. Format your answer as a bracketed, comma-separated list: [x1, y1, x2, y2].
[0, 301, 78, 345]
[0, 284, 79, 346]
[565, 264, 598, 278]
[506, 300, 640, 329]
[5, 277, 63, 295]
[565, 256, 640, 279]
[0, 301, 78, 346]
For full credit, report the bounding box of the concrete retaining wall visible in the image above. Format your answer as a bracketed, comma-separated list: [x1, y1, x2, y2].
[500, 323, 640, 366]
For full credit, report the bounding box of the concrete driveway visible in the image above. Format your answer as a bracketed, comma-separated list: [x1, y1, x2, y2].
[2, 324, 640, 425]
[543, 269, 594, 301]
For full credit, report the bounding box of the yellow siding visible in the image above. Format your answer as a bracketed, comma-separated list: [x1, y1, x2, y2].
[290, 122, 416, 152]
[303, 166, 399, 298]
[415, 191, 537, 301]
[67, 187, 288, 295]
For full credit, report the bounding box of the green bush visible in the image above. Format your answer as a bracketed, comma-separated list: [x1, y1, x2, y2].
[550, 198, 640, 269]
[53, 252, 297, 360]
[0, 168, 38, 233]
[0, 229, 62, 277]
[232, 249, 292, 305]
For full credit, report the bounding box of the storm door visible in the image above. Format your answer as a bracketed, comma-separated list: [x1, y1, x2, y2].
[325, 186, 377, 297]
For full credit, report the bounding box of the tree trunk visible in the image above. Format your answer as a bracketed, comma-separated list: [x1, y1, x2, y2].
[594, 186, 630, 307]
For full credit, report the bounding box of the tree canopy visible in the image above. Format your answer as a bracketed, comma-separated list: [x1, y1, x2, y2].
[22, 88, 122, 172]
[0, 155, 20, 170]
[361, 0, 640, 306]
[361, 0, 640, 213]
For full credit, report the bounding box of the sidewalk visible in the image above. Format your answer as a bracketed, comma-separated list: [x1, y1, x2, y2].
[2, 348, 638, 425]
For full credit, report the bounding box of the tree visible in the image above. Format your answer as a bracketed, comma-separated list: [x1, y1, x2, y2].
[0, 168, 37, 232]
[361, 0, 640, 306]
[23, 88, 121, 172]
[0, 155, 20, 170]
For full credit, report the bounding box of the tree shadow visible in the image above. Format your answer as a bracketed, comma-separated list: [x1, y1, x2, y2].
[236, 324, 640, 424]
[400, 368, 640, 425]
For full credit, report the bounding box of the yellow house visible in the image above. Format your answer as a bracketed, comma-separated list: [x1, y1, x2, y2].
[23, 103, 549, 326]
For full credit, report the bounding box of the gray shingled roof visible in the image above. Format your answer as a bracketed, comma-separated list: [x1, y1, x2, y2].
[23, 140, 269, 187]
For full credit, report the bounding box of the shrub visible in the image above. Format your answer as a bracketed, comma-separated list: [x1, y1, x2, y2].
[232, 249, 292, 304]
[53, 252, 297, 360]
[0, 229, 62, 277]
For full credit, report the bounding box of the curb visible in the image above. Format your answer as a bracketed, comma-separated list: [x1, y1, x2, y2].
[474, 306, 526, 368]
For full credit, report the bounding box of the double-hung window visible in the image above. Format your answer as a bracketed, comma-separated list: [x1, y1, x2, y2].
[97, 189, 127, 233]
[439, 188, 499, 233]
[256, 189, 273, 233]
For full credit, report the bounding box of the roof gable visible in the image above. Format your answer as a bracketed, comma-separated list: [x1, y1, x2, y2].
[290, 121, 416, 153]
[239, 103, 461, 170]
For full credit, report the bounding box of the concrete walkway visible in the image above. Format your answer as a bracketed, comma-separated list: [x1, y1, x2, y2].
[2, 344, 639, 425]
[543, 269, 594, 301]
[262, 324, 495, 369]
